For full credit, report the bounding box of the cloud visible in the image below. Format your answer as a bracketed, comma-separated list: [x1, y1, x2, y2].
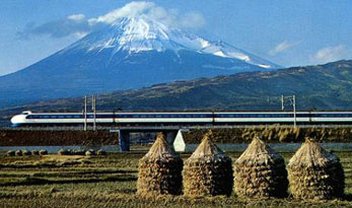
[18, 14, 91, 39]
[67, 14, 86, 22]
[311, 45, 348, 64]
[89, 1, 155, 25]
[178, 12, 205, 29]
[269, 40, 299, 56]
[89, 1, 205, 29]
[19, 1, 205, 39]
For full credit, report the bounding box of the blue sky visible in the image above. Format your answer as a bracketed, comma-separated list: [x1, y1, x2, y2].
[1, 0, 352, 75]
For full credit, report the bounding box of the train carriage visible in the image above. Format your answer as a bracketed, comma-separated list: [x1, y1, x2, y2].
[10, 110, 352, 127]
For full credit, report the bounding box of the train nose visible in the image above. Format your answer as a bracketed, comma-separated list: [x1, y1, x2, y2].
[10, 115, 25, 126]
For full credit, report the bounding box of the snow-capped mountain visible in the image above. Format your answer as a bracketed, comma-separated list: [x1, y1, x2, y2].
[65, 17, 278, 69]
[0, 16, 280, 108]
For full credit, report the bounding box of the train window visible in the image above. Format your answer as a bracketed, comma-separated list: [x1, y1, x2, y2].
[338, 114, 350, 117]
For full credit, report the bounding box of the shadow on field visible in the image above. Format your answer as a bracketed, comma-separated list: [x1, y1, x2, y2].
[343, 194, 352, 201]
[0, 175, 137, 187]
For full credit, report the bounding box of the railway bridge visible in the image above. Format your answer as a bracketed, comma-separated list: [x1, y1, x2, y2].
[111, 126, 189, 152]
[111, 125, 244, 152]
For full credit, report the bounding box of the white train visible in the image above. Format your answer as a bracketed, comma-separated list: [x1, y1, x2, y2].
[10, 110, 352, 127]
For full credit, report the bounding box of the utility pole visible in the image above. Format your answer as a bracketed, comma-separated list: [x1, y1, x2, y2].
[92, 95, 97, 131]
[84, 96, 87, 131]
[281, 95, 296, 127]
[293, 95, 296, 128]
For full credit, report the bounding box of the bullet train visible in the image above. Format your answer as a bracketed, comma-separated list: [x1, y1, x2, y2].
[10, 110, 352, 127]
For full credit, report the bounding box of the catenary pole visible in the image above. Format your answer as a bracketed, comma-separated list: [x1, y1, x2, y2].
[84, 96, 87, 131]
[293, 95, 296, 128]
[92, 95, 97, 131]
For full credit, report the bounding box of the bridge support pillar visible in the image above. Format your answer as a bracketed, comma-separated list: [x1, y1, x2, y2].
[118, 130, 130, 152]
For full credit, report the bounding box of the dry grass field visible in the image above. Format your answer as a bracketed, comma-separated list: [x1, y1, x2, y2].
[1, 150, 352, 207]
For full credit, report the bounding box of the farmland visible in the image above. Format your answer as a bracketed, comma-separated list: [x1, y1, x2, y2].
[1, 150, 352, 207]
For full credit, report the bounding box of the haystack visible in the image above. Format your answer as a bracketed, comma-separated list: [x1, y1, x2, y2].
[287, 138, 344, 200]
[234, 137, 288, 199]
[136, 132, 183, 196]
[183, 130, 233, 197]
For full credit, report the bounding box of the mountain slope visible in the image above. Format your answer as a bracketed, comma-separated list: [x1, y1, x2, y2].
[0, 16, 279, 108]
[4, 60, 352, 114]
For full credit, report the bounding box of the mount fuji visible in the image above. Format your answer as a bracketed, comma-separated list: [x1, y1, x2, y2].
[0, 16, 280, 108]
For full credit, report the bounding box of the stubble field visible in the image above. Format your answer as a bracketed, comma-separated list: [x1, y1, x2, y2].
[0, 150, 352, 207]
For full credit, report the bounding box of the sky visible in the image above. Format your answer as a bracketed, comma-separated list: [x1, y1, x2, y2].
[1, 0, 352, 76]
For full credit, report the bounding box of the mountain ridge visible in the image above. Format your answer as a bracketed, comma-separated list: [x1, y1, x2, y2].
[2, 59, 351, 112]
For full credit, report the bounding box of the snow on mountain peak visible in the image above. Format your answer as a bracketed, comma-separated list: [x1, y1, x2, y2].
[66, 16, 279, 69]
[115, 17, 170, 41]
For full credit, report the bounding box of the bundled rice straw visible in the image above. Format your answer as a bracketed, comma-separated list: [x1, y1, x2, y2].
[137, 132, 183, 196]
[234, 136, 288, 198]
[183, 130, 233, 197]
[287, 138, 344, 200]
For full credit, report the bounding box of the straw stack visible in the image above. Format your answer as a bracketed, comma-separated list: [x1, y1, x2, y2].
[137, 132, 183, 196]
[287, 138, 344, 200]
[183, 130, 233, 197]
[234, 137, 288, 198]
